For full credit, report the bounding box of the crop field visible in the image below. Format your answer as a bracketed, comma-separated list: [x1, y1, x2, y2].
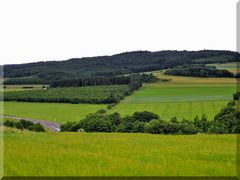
[4, 85, 129, 104]
[2, 102, 106, 123]
[109, 73, 236, 120]
[3, 130, 236, 176]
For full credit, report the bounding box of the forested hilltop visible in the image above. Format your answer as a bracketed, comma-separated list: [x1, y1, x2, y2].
[3, 50, 239, 83]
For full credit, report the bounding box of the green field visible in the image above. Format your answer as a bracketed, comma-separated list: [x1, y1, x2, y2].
[3, 130, 236, 176]
[109, 73, 236, 120]
[3, 102, 106, 123]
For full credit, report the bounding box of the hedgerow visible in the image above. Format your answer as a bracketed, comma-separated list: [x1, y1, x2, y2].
[61, 100, 240, 134]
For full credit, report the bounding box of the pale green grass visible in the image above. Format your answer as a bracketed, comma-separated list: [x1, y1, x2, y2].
[4, 132, 236, 176]
[2, 102, 106, 123]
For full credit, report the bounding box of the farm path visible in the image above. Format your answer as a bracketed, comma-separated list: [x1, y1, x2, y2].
[1, 115, 60, 132]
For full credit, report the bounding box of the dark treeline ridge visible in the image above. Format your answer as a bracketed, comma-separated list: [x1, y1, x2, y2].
[164, 64, 235, 78]
[61, 100, 240, 134]
[50, 73, 157, 88]
[51, 76, 130, 88]
[3, 119, 45, 132]
[3, 74, 143, 104]
[3, 50, 239, 84]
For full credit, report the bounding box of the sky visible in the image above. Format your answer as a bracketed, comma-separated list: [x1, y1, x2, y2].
[0, 0, 238, 65]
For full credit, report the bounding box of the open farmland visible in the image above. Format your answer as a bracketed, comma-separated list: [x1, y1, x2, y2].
[109, 73, 236, 121]
[3, 130, 236, 176]
[3, 102, 106, 123]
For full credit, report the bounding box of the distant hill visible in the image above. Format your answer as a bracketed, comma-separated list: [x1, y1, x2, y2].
[3, 50, 239, 84]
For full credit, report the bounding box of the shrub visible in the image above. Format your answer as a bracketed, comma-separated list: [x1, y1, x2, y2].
[108, 112, 121, 126]
[116, 116, 135, 132]
[227, 100, 236, 107]
[170, 117, 178, 123]
[80, 114, 113, 132]
[212, 106, 240, 134]
[60, 122, 79, 132]
[132, 121, 145, 133]
[3, 119, 45, 132]
[177, 122, 199, 134]
[233, 92, 240, 101]
[96, 109, 107, 114]
[3, 120, 15, 127]
[133, 111, 159, 122]
[32, 123, 45, 132]
[144, 119, 166, 134]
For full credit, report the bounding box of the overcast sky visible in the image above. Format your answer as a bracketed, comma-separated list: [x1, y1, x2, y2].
[0, 0, 238, 65]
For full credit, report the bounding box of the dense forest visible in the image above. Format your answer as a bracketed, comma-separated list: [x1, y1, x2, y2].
[3, 50, 239, 84]
[164, 64, 235, 78]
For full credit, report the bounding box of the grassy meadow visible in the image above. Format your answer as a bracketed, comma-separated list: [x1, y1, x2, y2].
[3, 130, 236, 176]
[3, 102, 106, 123]
[109, 72, 236, 121]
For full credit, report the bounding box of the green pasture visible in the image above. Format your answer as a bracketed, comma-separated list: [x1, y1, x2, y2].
[124, 86, 234, 103]
[3, 131, 236, 176]
[110, 73, 236, 120]
[110, 101, 228, 121]
[2, 102, 106, 124]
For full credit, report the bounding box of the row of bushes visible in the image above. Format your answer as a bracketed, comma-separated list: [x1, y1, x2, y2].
[61, 102, 240, 134]
[4, 119, 45, 132]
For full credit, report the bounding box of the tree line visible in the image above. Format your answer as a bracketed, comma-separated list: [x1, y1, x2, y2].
[50, 76, 130, 88]
[50, 73, 157, 88]
[165, 64, 235, 78]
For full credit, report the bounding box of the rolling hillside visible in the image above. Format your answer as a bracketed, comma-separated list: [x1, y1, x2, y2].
[3, 50, 239, 83]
